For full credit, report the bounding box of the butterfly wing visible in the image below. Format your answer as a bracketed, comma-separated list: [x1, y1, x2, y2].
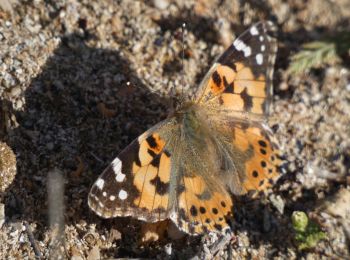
[195, 21, 277, 119]
[228, 121, 284, 194]
[192, 21, 283, 194]
[88, 120, 178, 222]
[170, 172, 234, 235]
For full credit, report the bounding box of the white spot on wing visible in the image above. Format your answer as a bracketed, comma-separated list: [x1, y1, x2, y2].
[116, 172, 126, 182]
[256, 53, 263, 65]
[233, 39, 244, 50]
[112, 157, 126, 182]
[118, 189, 128, 200]
[259, 36, 264, 42]
[250, 25, 258, 35]
[110, 195, 115, 201]
[243, 46, 251, 57]
[234, 39, 252, 58]
[111, 157, 122, 173]
[102, 191, 107, 197]
[95, 178, 105, 190]
[261, 45, 266, 51]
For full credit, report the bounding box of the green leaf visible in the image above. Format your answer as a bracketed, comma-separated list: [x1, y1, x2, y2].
[287, 31, 350, 75]
[291, 211, 327, 251]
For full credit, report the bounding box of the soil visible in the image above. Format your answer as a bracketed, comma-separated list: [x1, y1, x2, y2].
[0, 0, 349, 259]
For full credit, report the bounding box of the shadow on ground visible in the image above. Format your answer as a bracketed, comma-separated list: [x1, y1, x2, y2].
[3, 32, 172, 257]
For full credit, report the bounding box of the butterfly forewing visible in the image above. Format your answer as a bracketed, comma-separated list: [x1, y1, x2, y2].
[196, 21, 277, 118]
[88, 120, 177, 222]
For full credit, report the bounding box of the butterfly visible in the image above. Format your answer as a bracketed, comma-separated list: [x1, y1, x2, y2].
[88, 21, 284, 235]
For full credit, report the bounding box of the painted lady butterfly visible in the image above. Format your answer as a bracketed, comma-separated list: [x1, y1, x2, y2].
[88, 21, 284, 235]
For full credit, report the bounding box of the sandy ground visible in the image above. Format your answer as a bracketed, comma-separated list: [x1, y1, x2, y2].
[1, 0, 350, 259]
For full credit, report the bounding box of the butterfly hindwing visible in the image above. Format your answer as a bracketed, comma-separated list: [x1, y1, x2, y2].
[196, 21, 277, 118]
[229, 122, 284, 193]
[171, 174, 233, 235]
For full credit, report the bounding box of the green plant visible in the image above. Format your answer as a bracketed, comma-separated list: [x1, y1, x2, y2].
[291, 211, 327, 251]
[288, 32, 350, 75]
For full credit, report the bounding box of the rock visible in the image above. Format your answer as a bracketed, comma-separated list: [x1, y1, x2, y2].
[0, 203, 4, 228]
[153, 0, 169, 10]
[0, 142, 16, 193]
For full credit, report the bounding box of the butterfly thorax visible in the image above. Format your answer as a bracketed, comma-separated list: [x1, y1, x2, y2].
[173, 102, 209, 136]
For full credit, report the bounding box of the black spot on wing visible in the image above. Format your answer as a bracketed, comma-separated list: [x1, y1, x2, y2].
[135, 156, 142, 167]
[150, 176, 169, 195]
[260, 148, 267, 155]
[212, 70, 221, 87]
[147, 149, 157, 158]
[240, 87, 253, 111]
[190, 205, 198, 216]
[164, 150, 171, 157]
[146, 135, 157, 148]
[258, 140, 267, 147]
[150, 155, 161, 167]
[214, 224, 222, 231]
[223, 76, 234, 93]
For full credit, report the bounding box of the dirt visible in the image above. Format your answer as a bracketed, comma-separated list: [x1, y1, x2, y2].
[0, 0, 349, 259]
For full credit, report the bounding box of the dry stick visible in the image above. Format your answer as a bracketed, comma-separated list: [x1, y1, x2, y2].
[48, 169, 65, 259]
[24, 221, 42, 259]
[209, 234, 232, 257]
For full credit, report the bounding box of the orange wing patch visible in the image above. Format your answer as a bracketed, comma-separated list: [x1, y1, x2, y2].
[133, 151, 171, 218]
[232, 125, 283, 193]
[202, 63, 268, 116]
[138, 133, 166, 167]
[203, 64, 237, 96]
